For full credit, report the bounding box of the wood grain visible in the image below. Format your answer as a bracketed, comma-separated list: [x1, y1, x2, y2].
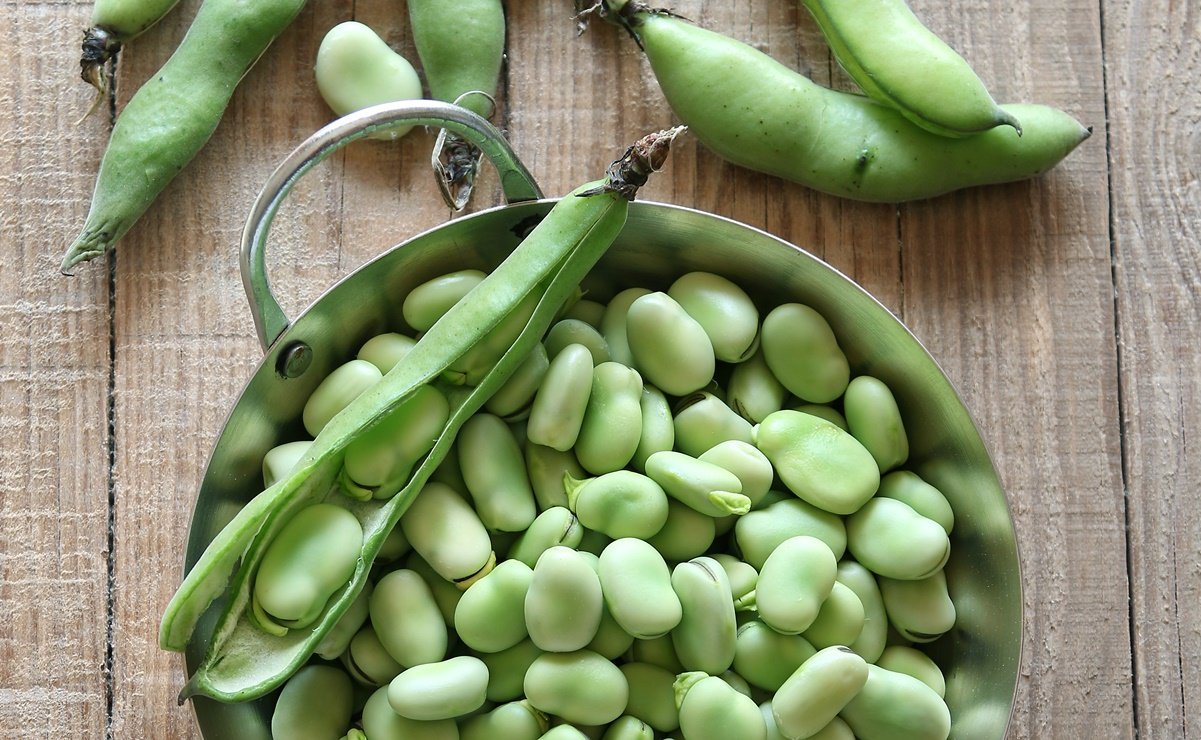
[1104, 0, 1201, 735]
[4, 0, 1198, 737]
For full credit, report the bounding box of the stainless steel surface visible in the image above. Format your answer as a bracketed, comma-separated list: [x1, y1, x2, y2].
[239, 100, 543, 351]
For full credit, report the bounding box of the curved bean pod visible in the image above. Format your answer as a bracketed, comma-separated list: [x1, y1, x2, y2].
[80, 0, 181, 92]
[343, 385, 450, 500]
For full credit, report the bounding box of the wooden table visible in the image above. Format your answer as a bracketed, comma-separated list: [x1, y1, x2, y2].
[2, 0, 1195, 736]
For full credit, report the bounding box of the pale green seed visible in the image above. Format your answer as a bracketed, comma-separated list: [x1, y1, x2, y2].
[302, 359, 383, 437]
[672, 391, 754, 457]
[575, 362, 644, 474]
[733, 619, 817, 692]
[271, 665, 353, 740]
[793, 403, 849, 431]
[836, 560, 889, 663]
[545, 319, 611, 365]
[401, 482, 494, 585]
[728, 346, 786, 423]
[600, 287, 651, 368]
[586, 601, 637, 659]
[626, 292, 715, 396]
[760, 303, 849, 403]
[670, 557, 737, 674]
[525, 443, 587, 511]
[755, 410, 880, 515]
[344, 624, 403, 686]
[627, 635, 685, 675]
[262, 440, 312, 489]
[698, 440, 773, 508]
[371, 569, 448, 667]
[839, 664, 951, 740]
[315, 581, 372, 661]
[843, 375, 909, 472]
[802, 581, 866, 650]
[508, 507, 584, 568]
[459, 413, 537, 531]
[734, 496, 847, 569]
[646, 499, 716, 562]
[527, 344, 594, 451]
[667, 271, 759, 363]
[755, 535, 838, 635]
[357, 332, 417, 374]
[846, 498, 950, 580]
[315, 21, 423, 139]
[674, 672, 766, 740]
[524, 650, 629, 726]
[645, 450, 750, 517]
[388, 656, 488, 721]
[486, 343, 550, 420]
[526, 546, 603, 652]
[711, 554, 758, 603]
[619, 662, 680, 732]
[362, 685, 458, 740]
[631, 384, 674, 472]
[454, 559, 533, 653]
[343, 384, 449, 497]
[877, 645, 946, 698]
[878, 570, 956, 643]
[602, 715, 655, 740]
[402, 269, 487, 332]
[461, 700, 547, 740]
[566, 471, 669, 540]
[598, 538, 682, 638]
[562, 298, 606, 328]
[479, 639, 543, 703]
[773, 646, 869, 740]
[877, 471, 955, 534]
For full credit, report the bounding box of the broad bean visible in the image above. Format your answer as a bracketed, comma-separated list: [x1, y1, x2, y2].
[674, 672, 766, 740]
[626, 292, 715, 396]
[461, 700, 548, 740]
[388, 656, 489, 721]
[508, 507, 584, 568]
[545, 319, 611, 365]
[525, 443, 586, 510]
[645, 499, 716, 562]
[527, 344, 595, 451]
[755, 535, 838, 635]
[619, 662, 680, 732]
[711, 554, 758, 605]
[302, 360, 383, 437]
[803, 581, 866, 650]
[526, 547, 604, 652]
[877, 645, 946, 698]
[314, 581, 372, 660]
[727, 348, 787, 423]
[600, 288, 651, 367]
[566, 471, 669, 540]
[602, 715, 655, 740]
[667, 272, 759, 363]
[588, 602, 638, 659]
[836, 561, 889, 663]
[839, 664, 951, 740]
[670, 557, 737, 674]
[877, 570, 956, 642]
[846, 497, 950, 580]
[343, 385, 449, 499]
[760, 304, 849, 404]
[270, 665, 353, 740]
[486, 343, 550, 420]
[371, 569, 448, 666]
[403, 270, 487, 333]
[734, 497, 847, 569]
[773, 646, 869, 740]
[525, 650, 629, 726]
[262, 440, 312, 489]
[480, 639, 543, 702]
[672, 391, 754, 457]
[458, 413, 537, 531]
[698, 440, 773, 508]
[755, 410, 879, 515]
[733, 619, 817, 692]
[843, 375, 909, 472]
[598, 538, 682, 638]
[877, 471, 954, 533]
[344, 624, 403, 686]
[362, 685, 458, 740]
[575, 362, 644, 474]
[454, 559, 533, 653]
[631, 385, 674, 471]
[401, 482, 495, 587]
[627, 635, 685, 675]
[315, 22, 423, 139]
[645, 450, 750, 517]
[357, 332, 417, 374]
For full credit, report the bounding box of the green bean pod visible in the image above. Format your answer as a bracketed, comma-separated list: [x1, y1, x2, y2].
[462, 700, 548, 740]
[754, 535, 838, 635]
[667, 272, 760, 363]
[371, 569, 448, 667]
[773, 646, 869, 740]
[566, 470, 670, 540]
[362, 685, 458, 740]
[357, 332, 417, 374]
[626, 292, 716, 396]
[755, 410, 880, 516]
[799, 0, 1019, 137]
[734, 496, 847, 569]
[545, 319, 612, 365]
[733, 619, 818, 692]
[645, 450, 751, 517]
[877, 570, 956, 642]
[846, 497, 950, 580]
[672, 391, 754, 457]
[62, 0, 309, 270]
[526, 546, 604, 652]
[598, 538, 682, 638]
[401, 482, 495, 586]
[527, 344, 595, 451]
[508, 506, 584, 568]
[164, 130, 682, 703]
[600, 287, 651, 367]
[839, 664, 951, 739]
[459, 413, 538, 531]
[604, 7, 1089, 203]
[727, 347, 787, 423]
[843, 375, 909, 472]
[674, 672, 766, 740]
[619, 662, 680, 732]
[270, 665, 354, 740]
[454, 559, 534, 653]
[525, 650, 630, 726]
[670, 557, 737, 674]
[388, 656, 489, 721]
[81, 0, 182, 92]
[575, 362, 644, 473]
[876, 645, 946, 698]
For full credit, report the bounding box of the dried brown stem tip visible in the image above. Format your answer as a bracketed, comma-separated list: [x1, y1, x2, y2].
[579, 126, 687, 201]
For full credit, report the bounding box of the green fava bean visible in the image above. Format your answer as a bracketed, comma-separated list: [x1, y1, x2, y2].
[628, 634, 685, 674]
[363, 685, 458, 740]
[405, 554, 463, 625]
[462, 700, 548, 740]
[587, 601, 637, 659]
[302, 359, 383, 437]
[846, 497, 950, 580]
[733, 619, 817, 692]
[357, 332, 417, 374]
[566, 471, 669, 540]
[836, 561, 888, 663]
[403, 270, 487, 332]
[761, 304, 849, 404]
[525, 443, 586, 511]
[545, 319, 611, 365]
[508, 506, 584, 568]
[454, 559, 533, 653]
[540, 726, 590, 740]
[598, 538, 682, 638]
[486, 343, 550, 421]
[755, 535, 838, 635]
[344, 624, 403, 686]
[839, 664, 951, 740]
[602, 716, 655, 740]
[626, 292, 715, 396]
[672, 391, 754, 457]
[388, 656, 489, 721]
[400, 482, 495, 586]
[645, 450, 750, 517]
[877, 570, 956, 642]
[262, 440, 312, 489]
[755, 410, 880, 516]
[343, 385, 450, 499]
[794, 403, 849, 431]
[760, 701, 786, 740]
[670, 557, 737, 674]
[728, 347, 787, 423]
[877, 646, 946, 698]
[577, 529, 612, 557]
[712, 554, 758, 604]
[620, 662, 680, 732]
[253, 503, 363, 630]
[600, 287, 651, 367]
[877, 471, 954, 533]
[563, 298, 606, 328]
[698, 440, 773, 508]
[459, 413, 537, 532]
[575, 362, 644, 474]
[674, 672, 766, 740]
[667, 272, 759, 363]
[808, 716, 856, 740]
[271, 665, 354, 740]
[632, 384, 674, 472]
[527, 344, 595, 451]
[843, 375, 909, 472]
[315, 22, 423, 139]
[526, 546, 604, 652]
[646, 499, 716, 562]
[480, 638, 543, 702]
[371, 569, 448, 666]
[735, 496, 847, 569]
[525, 650, 629, 726]
[315, 581, 372, 660]
[377, 526, 411, 563]
[774, 646, 869, 740]
[798, 0, 1019, 137]
[803, 581, 866, 650]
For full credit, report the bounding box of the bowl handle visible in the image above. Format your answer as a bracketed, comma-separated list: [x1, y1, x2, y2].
[239, 100, 543, 351]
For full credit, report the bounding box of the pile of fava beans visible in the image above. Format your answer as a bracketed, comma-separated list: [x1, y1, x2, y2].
[259, 269, 956, 740]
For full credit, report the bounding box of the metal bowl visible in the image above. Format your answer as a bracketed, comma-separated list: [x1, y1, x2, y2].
[180, 102, 1022, 739]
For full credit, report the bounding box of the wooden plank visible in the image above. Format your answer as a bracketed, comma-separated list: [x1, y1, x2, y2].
[0, 3, 111, 737]
[899, 0, 1126, 735]
[1103, 0, 1201, 734]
